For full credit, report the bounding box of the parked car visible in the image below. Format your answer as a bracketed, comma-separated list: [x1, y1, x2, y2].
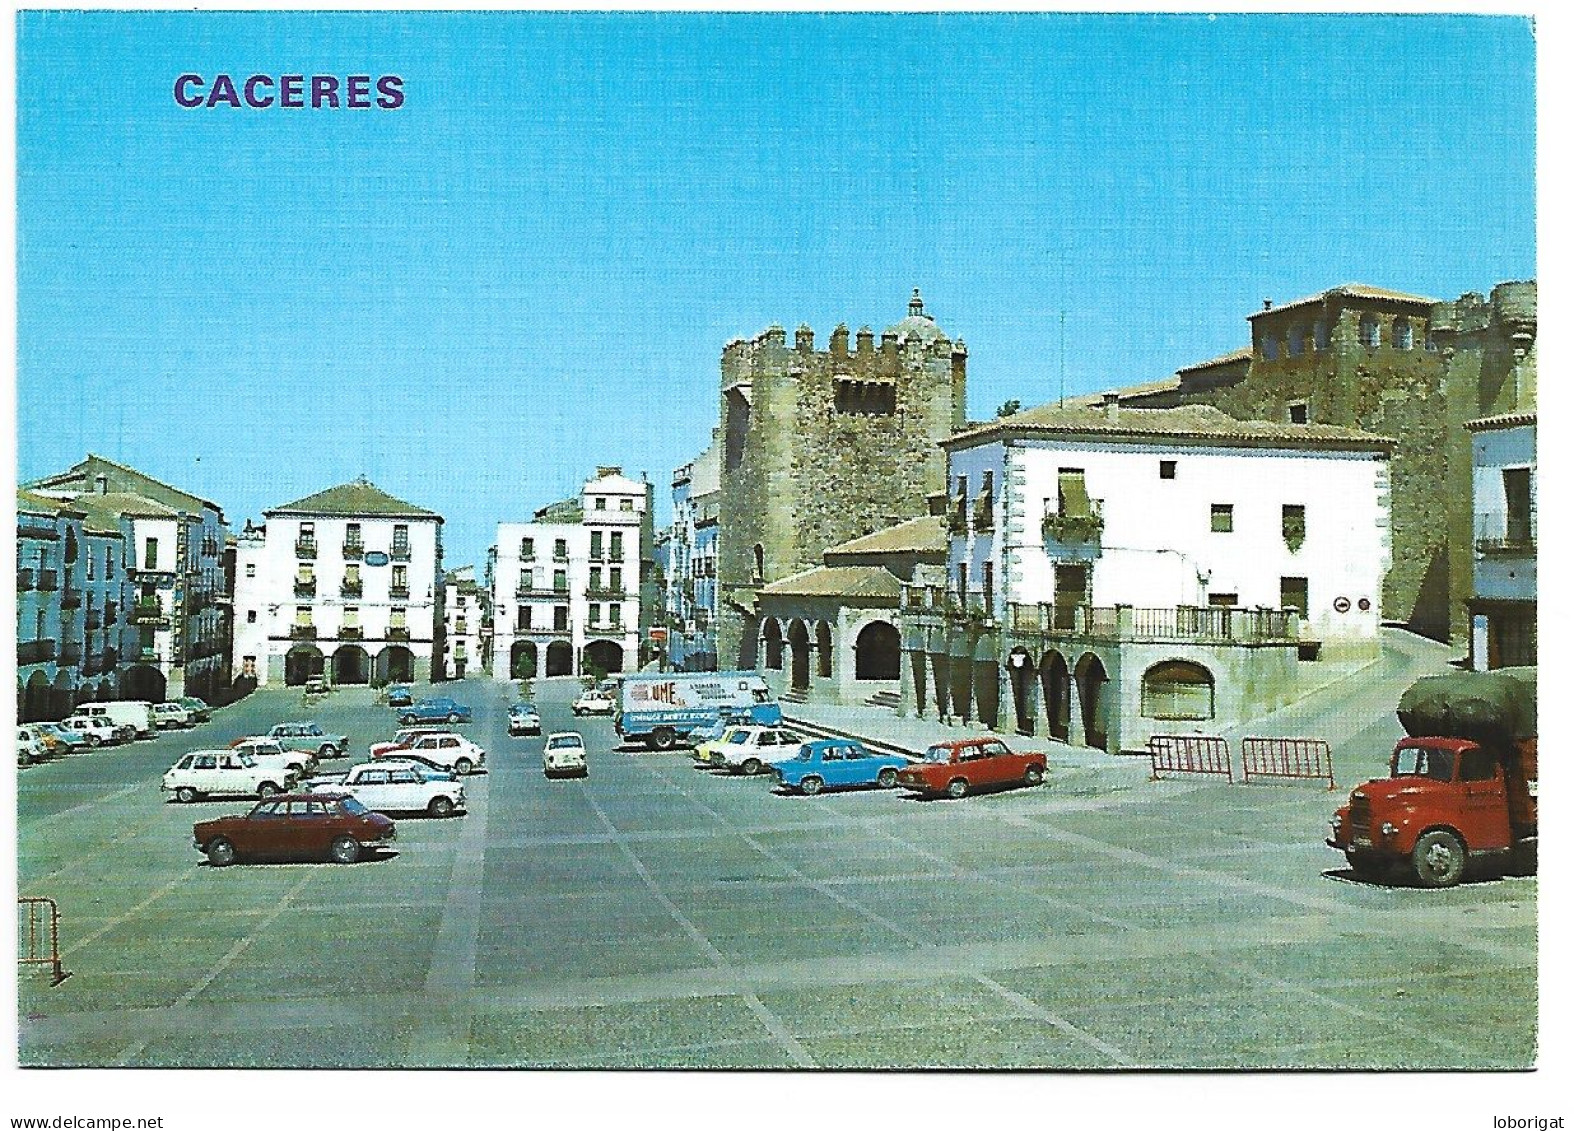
[302, 755, 458, 790]
[77, 700, 156, 739]
[177, 696, 212, 722]
[369, 725, 450, 756]
[308, 762, 465, 818]
[229, 737, 318, 778]
[17, 727, 46, 766]
[386, 684, 414, 707]
[63, 714, 131, 745]
[894, 738, 1046, 799]
[771, 739, 912, 795]
[162, 750, 297, 803]
[543, 732, 588, 778]
[193, 793, 396, 867]
[572, 690, 616, 717]
[372, 731, 486, 775]
[508, 702, 542, 736]
[705, 726, 806, 775]
[33, 721, 90, 757]
[687, 711, 750, 749]
[304, 675, 330, 694]
[266, 722, 349, 758]
[693, 725, 746, 764]
[151, 702, 194, 729]
[397, 697, 472, 726]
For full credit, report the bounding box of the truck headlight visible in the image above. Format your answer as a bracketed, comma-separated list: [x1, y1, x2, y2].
[1381, 822, 1398, 837]
[1330, 814, 1343, 829]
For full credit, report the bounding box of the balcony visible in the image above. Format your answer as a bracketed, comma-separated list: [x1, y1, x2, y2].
[1042, 499, 1105, 545]
[36, 571, 60, 593]
[295, 539, 318, 560]
[587, 586, 628, 600]
[60, 586, 83, 610]
[289, 624, 318, 640]
[17, 568, 35, 591]
[1475, 514, 1535, 556]
[58, 642, 83, 665]
[294, 579, 318, 598]
[608, 551, 625, 564]
[387, 626, 411, 641]
[131, 599, 169, 626]
[343, 541, 365, 560]
[340, 626, 364, 640]
[390, 544, 412, 563]
[18, 639, 57, 665]
[341, 581, 364, 598]
[973, 493, 995, 534]
[390, 585, 411, 600]
[1006, 603, 1296, 644]
[586, 509, 642, 526]
[515, 623, 571, 637]
[138, 647, 160, 662]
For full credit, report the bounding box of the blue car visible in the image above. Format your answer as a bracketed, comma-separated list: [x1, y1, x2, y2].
[387, 684, 413, 707]
[770, 738, 911, 796]
[397, 696, 472, 725]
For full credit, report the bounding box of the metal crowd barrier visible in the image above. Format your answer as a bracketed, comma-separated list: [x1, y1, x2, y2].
[1147, 735, 1233, 782]
[17, 896, 69, 985]
[1241, 737, 1337, 790]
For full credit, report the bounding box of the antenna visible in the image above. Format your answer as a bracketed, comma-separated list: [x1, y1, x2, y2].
[1058, 252, 1067, 407]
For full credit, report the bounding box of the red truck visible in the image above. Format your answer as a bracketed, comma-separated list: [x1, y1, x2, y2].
[1328, 667, 1536, 887]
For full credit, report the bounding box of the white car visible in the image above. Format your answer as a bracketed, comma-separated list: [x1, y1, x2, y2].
[230, 737, 317, 777]
[162, 750, 296, 803]
[308, 761, 466, 818]
[18, 727, 45, 766]
[372, 731, 486, 775]
[706, 726, 805, 775]
[543, 732, 588, 778]
[572, 690, 616, 717]
[62, 715, 126, 746]
[151, 702, 193, 729]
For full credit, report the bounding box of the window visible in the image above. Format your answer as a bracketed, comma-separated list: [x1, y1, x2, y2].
[1504, 468, 1533, 545]
[521, 537, 535, 560]
[1208, 593, 1238, 607]
[620, 498, 634, 512]
[554, 606, 569, 631]
[1211, 504, 1234, 533]
[247, 610, 257, 623]
[610, 568, 623, 593]
[106, 546, 114, 579]
[1280, 576, 1309, 616]
[393, 523, 409, 545]
[391, 565, 408, 591]
[1260, 335, 1279, 361]
[344, 606, 360, 627]
[752, 544, 764, 580]
[518, 605, 531, 629]
[144, 538, 159, 570]
[1313, 319, 1329, 350]
[609, 604, 621, 628]
[982, 561, 994, 608]
[1159, 460, 1176, 480]
[554, 538, 568, 561]
[589, 603, 602, 625]
[391, 607, 407, 628]
[346, 522, 362, 546]
[590, 531, 603, 560]
[1283, 504, 1306, 550]
[590, 567, 603, 591]
[1287, 325, 1304, 356]
[595, 497, 607, 510]
[245, 562, 256, 578]
[1057, 469, 1090, 516]
[553, 569, 567, 592]
[610, 532, 624, 561]
[956, 562, 968, 597]
[1141, 661, 1215, 720]
[295, 605, 312, 625]
[1394, 317, 1413, 350]
[1359, 314, 1380, 348]
[1288, 401, 1309, 425]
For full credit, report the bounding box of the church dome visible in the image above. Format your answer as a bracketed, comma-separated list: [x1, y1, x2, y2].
[885, 288, 947, 344]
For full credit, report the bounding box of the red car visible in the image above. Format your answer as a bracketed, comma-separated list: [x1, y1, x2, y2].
[894, 738, 1046, 799]
[193, 793, 396, 867]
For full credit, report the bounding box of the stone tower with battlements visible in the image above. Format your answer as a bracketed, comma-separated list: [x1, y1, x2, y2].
[716, 290, 967, 667]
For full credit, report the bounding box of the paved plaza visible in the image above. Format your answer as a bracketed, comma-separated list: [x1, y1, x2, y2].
[17, 634, 1536, 1069]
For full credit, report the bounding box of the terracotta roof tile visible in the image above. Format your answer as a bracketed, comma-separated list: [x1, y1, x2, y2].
[944, 402, 1395, 452]
[824, 516, 947, 557]
[759, 566, 902, 602]
[268, 479, 439, 519]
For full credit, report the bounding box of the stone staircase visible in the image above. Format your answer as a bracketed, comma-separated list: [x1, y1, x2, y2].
[780, 687, 809, 705]
[865, 690, 902, 711]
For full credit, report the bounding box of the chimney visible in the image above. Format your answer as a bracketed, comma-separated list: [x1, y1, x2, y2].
[1263, 298, 1274, 311]
[1101, 392, 1121, 424]
[95, 474, 109, 494]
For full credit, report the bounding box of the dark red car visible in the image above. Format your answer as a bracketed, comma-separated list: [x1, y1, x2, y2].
[193, 793, 396, 867]
[894, 738, 1046, 799]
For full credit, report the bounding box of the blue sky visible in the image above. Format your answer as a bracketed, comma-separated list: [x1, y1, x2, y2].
[17, 12, 1535, 569]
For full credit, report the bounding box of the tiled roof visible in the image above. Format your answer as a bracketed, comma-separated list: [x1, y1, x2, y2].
[268, 478, 439, 519]
[534, 497, 585, 523]
[16, 489, 83, 517]
[944, 402, 1395, 452]
[759, 565, 902, 602]
[825, 516, 947, 557]
[68, 491, 181, 533]
[1249, 283, 1438, 319]
[25, 454, 222, 513]
[1465, 410, 1537, 431]
[1176, 347, 1254, 374]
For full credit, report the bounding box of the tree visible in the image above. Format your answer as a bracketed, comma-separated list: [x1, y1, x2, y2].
[996, 399, 1022, 418]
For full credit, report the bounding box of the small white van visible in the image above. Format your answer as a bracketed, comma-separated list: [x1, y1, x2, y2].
[77, 701, 156, 739]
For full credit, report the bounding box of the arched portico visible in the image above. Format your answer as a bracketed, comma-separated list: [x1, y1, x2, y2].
[853, 620, 901, 681]
[332, 644, 370, 685]
[585, 639, 625, 675]
[285, 645, 323, 687]
[510, 640, 538, 680]
[374, 646, 415, 685]
[762, 618, 784, 671]
[545, 640, 573, 677]
[1008, 648, 1037, 735]
[1074, 652, 1110, 750]
[787, 620, 810, 692]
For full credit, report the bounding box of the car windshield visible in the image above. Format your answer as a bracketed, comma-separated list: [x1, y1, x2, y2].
[922, 745, 953, 764]
[794, 745, 812, 762]
[1394, 746, 1457, 782]
[726, 732, 750, 745]
[547, 736, 582, 750]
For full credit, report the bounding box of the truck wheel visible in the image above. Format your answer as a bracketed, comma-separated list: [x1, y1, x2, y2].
[1345, 851, 1385, 882]
[651, 728, 676, 751]
[947, 778, 969, 800]
[176, 786, 198, 804]
[401, 714, 417, 726]
[1411, 830, 1466, 888]
[85, 734, 101, 747]
[330, 836, 360, 865]
[206, 838, 236, 868]
[800, 776, 824, 796]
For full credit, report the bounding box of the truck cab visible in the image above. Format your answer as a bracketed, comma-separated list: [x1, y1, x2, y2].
[1330, 735, 1537, 887]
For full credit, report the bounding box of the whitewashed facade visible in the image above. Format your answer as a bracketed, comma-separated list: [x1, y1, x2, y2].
[442, 565, 487, 679]
[232, 478, 444, 687]
[1467, 412, 1536, 670]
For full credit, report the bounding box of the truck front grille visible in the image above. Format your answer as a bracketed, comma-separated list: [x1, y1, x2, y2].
[1350, 796, 1372, 841]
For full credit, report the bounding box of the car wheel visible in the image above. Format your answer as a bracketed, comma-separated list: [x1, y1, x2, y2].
[1411, 829, 1466, 888]
[742, 757, 762, 776]
[175, 786, 198, 804]
[454, 757, 473, 775]
[877, 767, 898, 789]
[319, 744, 335, 758]
[401, 714, 417, 726]
[800, 776, 824, 796]
[947, 777, 969, 800]
[652, 727, 676, 751]
[427, 795, 456, 818]
[1023, 764, 1045, 786]
[573, 708, 583, 717]
[257, 782, 281, 797]
[84, 734, 101, 747]
[330, 836, 360, 865]
[447, 713, 460, 724]
[206, 838, 236, 868]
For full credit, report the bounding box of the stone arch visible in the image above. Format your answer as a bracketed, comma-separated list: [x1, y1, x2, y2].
[122, 663, 166, 702]
[510, 640, 538, 680]
[19, 670, 51, 723]
[285, 645, 323, 687]
[545, 640, 574, 677]
[1074, 652, 1109, 751]
[584, 639, 625, 675]
[50, 670, 75, 720]
[332, 644, 370, 685]
[1007, 648, 1038, 736]
[1140, 659, 1216, 721]
[1039, 650, 1071, 741]
[787, 619, 810, 691]
[853, 619, 901, 681]
[762, 617, 784, 671]
[815, 620, 833, 679]
[374, 646, 414, 685]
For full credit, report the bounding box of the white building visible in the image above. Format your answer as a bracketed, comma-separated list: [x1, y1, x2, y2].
[232, 478, 444, 687]
[16, 491, 86, 720]
[1466, 411, 1536, 670]
[903, 399, 1394, 751]
[665, 436, 721, 671]
[442, 565, 487, 680]
[491, 467, 654, 680]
